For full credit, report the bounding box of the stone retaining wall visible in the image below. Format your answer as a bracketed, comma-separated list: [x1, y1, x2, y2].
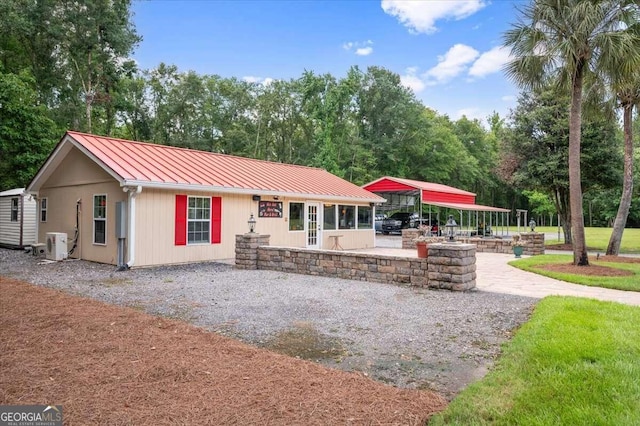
[468, 232, 545, 256]
[258, 247, 431, 288]
[469, 238, 513, 254]
[235, 234, 476, 291]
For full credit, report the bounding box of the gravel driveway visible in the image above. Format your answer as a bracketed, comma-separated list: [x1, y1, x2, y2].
[0, 248, 536, 399]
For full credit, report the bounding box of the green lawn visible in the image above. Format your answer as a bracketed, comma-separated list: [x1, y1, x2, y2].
[429, 297, 640, 425]
[509, 254, 640, 292]
[536, 226, 640, 253]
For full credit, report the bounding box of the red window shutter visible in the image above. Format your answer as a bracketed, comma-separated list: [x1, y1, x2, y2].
[175, 195, 187, 245]
[211, 196, 222, 244]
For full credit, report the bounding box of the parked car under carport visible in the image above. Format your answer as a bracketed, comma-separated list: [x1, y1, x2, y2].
[381, 212, 416, 234]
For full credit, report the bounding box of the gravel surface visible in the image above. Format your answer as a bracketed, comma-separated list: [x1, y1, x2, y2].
[0, 248, 536, 399]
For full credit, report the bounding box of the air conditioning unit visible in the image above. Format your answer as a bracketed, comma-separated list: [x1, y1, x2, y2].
[46, 232, 68, 261]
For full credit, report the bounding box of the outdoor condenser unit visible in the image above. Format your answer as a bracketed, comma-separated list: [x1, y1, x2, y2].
[45, 232, 68, 261]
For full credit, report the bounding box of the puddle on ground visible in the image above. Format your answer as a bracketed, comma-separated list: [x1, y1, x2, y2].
[263, 321, 347, 361]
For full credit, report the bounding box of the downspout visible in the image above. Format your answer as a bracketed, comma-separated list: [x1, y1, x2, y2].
[31, 192, 39, 244]
[19, 195, 24, 247]
[124, 185, 142, 268]
[34, 197, 39, 244]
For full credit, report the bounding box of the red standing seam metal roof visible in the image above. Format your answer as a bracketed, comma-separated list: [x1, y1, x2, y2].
[64, 132, 383, 202]
[362, 176, 511, 212]
[363, 176, 476, 196]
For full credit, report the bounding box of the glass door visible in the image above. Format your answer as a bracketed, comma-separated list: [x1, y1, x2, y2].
[306, 202, 320, 249]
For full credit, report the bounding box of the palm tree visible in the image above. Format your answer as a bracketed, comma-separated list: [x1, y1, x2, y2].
[606, 72, 640, 255]
[503, 0, 640, 266]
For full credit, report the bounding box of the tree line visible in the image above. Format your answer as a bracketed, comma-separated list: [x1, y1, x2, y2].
[1, 0, 638, 261]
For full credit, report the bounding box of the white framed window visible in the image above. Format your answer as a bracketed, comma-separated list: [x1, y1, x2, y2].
[40, 198, 48, 222]
[357, 205, 372, 229]
[339, 205, 355, 230]
[10, 198, 18, 222]
[93, 194, 107, 245]
[188, 196, 210, 244]
[289, 202, 304, 231]
[323, 204, 336, 230]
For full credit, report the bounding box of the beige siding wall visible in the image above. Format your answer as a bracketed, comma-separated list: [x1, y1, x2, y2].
[135, 189, 247, 266]
[0, 195, 37, 247]
[320, 229, 374, 250]
[135, 192, 374, 267]
[44, 147, 115, 187]
[38, 182, 126, 264]
[38, 147, 126, 264]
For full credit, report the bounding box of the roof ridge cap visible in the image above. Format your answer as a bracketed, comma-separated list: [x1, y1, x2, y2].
[66, 131, 327, 172]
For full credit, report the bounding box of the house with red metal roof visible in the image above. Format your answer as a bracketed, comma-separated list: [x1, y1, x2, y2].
[26, 131, 384, 267]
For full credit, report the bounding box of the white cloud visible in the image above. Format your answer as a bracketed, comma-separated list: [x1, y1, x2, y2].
[355, 46, 373, 56]
[381, 0, 487, 34]
[400, 67, 426, 93]
[501, 95, 515, 102]
[242, 76, 274, 86]
[454, 107, 492, 125]
[425, 44, 479, 83]
[468, 46, 512, 78]
[457, 108, 482, 119]
[343, 40, 374, 56]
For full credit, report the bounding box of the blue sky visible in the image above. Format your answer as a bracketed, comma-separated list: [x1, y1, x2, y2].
[132, 0, 525, 124]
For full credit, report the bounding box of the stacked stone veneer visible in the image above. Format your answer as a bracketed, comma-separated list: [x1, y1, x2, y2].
[520, 232, 545, 255]
[401, 228, 444, 248]
[235, 234, 476, 291]
[402, 228, 421, 249]
[469, 238, 513, 254]
[235, 233, 271, 269]
[468, 232, 545, 256]
[427, 243, 476, 291]
[258, 247, 431, 287]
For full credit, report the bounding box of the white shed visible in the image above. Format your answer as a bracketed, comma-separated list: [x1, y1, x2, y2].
[0, 188, 37, 248]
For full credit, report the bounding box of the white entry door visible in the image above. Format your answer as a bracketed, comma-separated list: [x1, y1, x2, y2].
[306, 202, 321, 249]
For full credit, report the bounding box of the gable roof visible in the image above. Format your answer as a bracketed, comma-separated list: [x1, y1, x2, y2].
[28, 132, 384, 203]
[363, 176, 475, 197]
[363, 176, 510, 212]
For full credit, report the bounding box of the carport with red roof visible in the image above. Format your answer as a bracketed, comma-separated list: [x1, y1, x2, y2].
[363, 176, 512, 237]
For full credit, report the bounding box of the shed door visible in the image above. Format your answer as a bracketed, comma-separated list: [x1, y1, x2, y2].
[306, 202, 320, 249]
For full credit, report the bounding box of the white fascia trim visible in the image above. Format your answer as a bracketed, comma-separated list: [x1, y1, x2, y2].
[27, 134, 125, 192]
[27, 138, 70, 192]
[122, 180, 386, 204]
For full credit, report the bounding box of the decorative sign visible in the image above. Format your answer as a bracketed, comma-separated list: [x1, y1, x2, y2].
[258, 201, 283, 218]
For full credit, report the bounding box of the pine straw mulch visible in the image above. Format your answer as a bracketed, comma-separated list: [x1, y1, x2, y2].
[536, 251, 639, 277]
[0, 277, 447, 425]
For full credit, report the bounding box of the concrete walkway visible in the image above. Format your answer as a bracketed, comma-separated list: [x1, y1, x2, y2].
[475, 252, 640, 307]
[354, 245, 640, 307]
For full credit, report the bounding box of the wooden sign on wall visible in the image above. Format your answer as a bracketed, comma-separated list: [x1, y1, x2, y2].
[258, 201, 283, 218]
